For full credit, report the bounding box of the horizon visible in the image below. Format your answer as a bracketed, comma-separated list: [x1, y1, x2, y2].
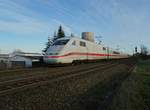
[0, 0, 150, 54]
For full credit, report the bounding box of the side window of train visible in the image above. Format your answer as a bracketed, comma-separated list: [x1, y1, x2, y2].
[113, 51, 120, 54]
[80, 41, 86, 47]
[103, 47, 106, 51]
[72, 41, 76, 46]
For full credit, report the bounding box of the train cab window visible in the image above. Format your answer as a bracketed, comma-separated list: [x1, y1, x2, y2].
[103, 47, 106, 51]
[72, 41, 76, 45]
[80, 41, 86, 47]
[53, 39, 69, 45]
[113, 51, 120, 54]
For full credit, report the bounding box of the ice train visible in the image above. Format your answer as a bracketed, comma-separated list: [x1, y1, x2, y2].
[44, 33, 129, 64]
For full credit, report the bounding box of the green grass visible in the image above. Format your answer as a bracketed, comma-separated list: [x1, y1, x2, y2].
[108, 59, 150, 110]
[138, 60, 150, 109]
[133, 60, 150, 109]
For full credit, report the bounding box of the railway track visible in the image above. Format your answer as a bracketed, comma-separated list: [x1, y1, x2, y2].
[0, 62, 119, 96]
[0, 59, 131, 82]
[0, 62, 109, 84]
[0, 61, 115, 82]
[0, 59, 129, 75]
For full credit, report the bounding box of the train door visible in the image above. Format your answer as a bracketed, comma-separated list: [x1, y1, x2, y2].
[107, 47, 109, 59]
[79, 41, 87, 61]
[86, 43, 88, 60]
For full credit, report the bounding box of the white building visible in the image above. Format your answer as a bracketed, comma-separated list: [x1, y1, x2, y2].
[9, 56, 32, 68]
[8, 51, 43, 68]
[0, 54, 9, 69]
[0, 54, 9, 61]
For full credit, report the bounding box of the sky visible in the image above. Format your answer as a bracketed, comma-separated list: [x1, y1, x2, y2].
[0, 0, 150, 54]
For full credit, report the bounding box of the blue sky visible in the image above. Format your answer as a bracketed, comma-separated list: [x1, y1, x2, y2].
[0, 0, 150, 54]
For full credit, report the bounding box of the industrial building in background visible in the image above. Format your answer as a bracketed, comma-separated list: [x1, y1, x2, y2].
[82, 32, 95, 42]
[0, 54, 9, 69]
[0, 51, 43, 69]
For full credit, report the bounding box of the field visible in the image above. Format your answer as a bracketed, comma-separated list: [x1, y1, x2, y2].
[109, 59, 150, 110]
[0, 59, 149, 110]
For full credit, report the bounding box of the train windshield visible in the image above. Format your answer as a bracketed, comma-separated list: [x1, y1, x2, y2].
[53, 39, 69, 46]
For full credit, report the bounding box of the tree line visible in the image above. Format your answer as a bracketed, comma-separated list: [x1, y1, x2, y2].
[43, 25, 65, 53]
[134, 45, 150, 59]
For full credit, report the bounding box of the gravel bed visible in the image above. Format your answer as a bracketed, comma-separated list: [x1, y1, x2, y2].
[0, 63, 132, 110]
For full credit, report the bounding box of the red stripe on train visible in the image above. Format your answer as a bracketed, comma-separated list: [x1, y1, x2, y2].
[46, 52, 117, 58]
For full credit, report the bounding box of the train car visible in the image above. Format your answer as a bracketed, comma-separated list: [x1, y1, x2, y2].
[43, 36, 129, 64]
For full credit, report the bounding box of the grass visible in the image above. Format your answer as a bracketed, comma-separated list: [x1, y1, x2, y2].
[138, 60, 150, 109]
[109, 59, 150, 110]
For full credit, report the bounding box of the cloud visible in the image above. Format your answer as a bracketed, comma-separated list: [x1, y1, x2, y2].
[0, 1, 51, 35]
[1, 0, 150, 53]
[0, 20, 49, 34]
[0, 0, 75, 36]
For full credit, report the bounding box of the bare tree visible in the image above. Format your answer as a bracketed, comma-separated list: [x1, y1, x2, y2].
[140, 45, 149, 59]
[43, 37, 53, 53]
[140, 45, 148, 55]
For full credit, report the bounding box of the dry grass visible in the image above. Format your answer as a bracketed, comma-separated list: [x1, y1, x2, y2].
[109, 73, 145, 110]
[108, 59, 150, 110]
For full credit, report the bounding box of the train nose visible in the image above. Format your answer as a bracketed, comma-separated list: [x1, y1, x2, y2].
[43, 55, 59, 64]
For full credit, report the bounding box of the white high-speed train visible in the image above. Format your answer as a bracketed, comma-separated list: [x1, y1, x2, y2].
[43, 36, 129, 64]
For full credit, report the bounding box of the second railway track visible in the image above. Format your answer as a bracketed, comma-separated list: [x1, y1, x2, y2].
[0, 61, 113, 82]
[0, 62, 119, 96]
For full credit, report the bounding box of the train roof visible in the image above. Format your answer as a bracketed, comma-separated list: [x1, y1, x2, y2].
[56, 36, 95, 43]
[57, 36, 107, 47]
[56, 37, 128, 54]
